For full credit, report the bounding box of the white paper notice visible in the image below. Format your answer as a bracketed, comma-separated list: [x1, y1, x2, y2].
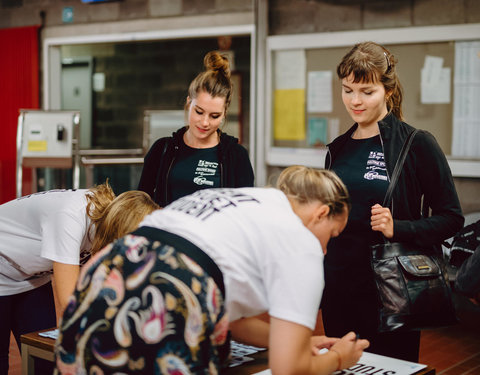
[421, 55, 451, 103]
[421, 67, 451, 103]
[452, 41, 480, 158]
[274, 50, 306, 89]
[423, 55, 443, 84]
[307, 71, 333, 113]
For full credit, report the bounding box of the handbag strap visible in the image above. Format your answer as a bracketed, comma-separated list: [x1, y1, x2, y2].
[382, 129, 418, 208]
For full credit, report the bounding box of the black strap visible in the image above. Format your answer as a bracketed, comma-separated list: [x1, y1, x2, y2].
[153, 138, 171, 205]
[131, 226, 226, 298]
[382, 129, 418, 208]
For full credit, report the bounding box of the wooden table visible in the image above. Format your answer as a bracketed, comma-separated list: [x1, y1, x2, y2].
[20, 329, 435, 375]
[20, 328, 55, 375]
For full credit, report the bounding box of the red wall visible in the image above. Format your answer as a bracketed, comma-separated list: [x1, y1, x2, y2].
[0, 25, 39, 204]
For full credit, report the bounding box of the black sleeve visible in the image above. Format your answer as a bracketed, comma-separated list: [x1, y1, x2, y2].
[455, 245, 480, 297]
[137, 138, 168, 199]
[393, 130, 464, 246]
[233, 144, 255, 187]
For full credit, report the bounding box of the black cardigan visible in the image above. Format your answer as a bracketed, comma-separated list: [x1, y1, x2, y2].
[326, 112, 464, 248]
[138, 126, 254, 206]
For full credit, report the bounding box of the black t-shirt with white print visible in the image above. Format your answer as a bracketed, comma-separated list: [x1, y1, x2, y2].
[168, 144, 221, 203]
[331, 134, 389, 236]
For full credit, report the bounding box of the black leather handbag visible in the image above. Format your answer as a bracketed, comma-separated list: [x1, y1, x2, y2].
[370, 130, 457, 332]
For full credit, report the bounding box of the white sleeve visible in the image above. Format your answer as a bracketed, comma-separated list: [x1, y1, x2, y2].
[263, 232, 325, 330]
[40, 210, 86, 265]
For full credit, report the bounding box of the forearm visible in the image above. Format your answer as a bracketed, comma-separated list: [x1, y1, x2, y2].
[229, 316, 270, 348]
[52, 262, 79, 319]
[269, 337, 339, 375]
[268, 318, 367, 375]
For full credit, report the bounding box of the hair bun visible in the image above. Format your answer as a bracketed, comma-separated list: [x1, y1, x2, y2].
[204, 51, 231, 79]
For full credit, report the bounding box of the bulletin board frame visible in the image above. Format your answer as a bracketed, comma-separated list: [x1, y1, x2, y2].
[265, 23, 480, 177]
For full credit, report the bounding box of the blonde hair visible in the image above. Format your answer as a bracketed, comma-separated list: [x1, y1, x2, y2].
[187, 50, 233, 114]
[337, 41, 404, 121]
[276, 166, 350, 217]
[86, 182, 159, 255]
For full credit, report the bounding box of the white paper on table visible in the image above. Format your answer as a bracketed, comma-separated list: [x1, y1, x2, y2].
[38, 329, 59, 340]
[252, 351, 427, 375]
[351, 351, 427, 374]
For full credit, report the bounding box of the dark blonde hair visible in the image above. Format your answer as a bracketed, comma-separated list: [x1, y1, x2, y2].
[337, 41, 404, 121]
[187, 50, 233, 114]
[86, 182, 159, 255]
[276, 165, 350, 217]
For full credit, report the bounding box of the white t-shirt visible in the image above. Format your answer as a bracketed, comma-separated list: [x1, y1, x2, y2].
[140, 187, 325, 330]
[0, 189, 92, 296]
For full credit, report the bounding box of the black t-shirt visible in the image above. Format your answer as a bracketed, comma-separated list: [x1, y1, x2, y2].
[169, 144, 221, 203]
[332, 135, 389, 238]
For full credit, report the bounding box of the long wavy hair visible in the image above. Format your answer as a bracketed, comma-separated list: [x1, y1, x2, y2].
[86, 182, 159, 255]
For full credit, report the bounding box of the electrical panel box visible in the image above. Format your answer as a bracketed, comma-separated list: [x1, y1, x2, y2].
[19, 110, 79, 166]
[16, 110, 80, 196]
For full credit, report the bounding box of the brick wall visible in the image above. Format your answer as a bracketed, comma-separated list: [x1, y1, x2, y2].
[0, 0, 253, 28]
[269, 0, 480, 35]
[62, 36, 251, 149]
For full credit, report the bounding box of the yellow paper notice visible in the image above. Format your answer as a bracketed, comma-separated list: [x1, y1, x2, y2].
[28, 140, 47, 152]
[273, 89, 306, 141]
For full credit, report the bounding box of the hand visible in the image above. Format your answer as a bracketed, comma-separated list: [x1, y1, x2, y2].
[371, 204, 394, 238]
[310, 335, 339, 355]
[329, 331, 369, 370]
[469, 293, 480, 306]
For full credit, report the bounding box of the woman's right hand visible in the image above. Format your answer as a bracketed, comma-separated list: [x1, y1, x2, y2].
[329, 331, 369, 370]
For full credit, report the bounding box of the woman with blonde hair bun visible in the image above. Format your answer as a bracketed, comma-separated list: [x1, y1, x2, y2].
[138, 50, 254, 207]
[55, 166, 369, 375]
[0, 182, 159, 374]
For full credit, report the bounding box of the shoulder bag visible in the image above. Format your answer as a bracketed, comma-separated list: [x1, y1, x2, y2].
[370, 129, 458, 332]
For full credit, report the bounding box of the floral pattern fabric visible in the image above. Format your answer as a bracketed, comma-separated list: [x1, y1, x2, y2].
[54, 233, 229, 375]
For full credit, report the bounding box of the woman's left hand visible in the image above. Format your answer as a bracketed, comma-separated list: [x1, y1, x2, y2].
[370, 204, 394, 238]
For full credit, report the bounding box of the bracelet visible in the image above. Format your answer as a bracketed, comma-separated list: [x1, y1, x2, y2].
[329, 348, 342, 371]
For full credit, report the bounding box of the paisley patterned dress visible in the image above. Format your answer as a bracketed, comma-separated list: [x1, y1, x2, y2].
[54, 227, 229, 375]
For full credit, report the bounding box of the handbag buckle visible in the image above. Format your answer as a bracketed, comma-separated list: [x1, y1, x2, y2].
[417, 265, 430, 270]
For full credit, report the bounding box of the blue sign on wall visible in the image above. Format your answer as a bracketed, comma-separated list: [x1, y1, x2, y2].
[62, 7, 74, 23]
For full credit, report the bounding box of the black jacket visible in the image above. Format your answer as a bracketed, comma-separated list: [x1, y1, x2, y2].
[138, 126, 254, 206]
[326, 112, 464, 249]
[455, 244, 480, 297]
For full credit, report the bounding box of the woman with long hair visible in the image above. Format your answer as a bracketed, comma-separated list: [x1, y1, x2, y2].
[322, 41, 464, 361]
[138, 50, 254, 207]
[0, 182, 159, 373]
